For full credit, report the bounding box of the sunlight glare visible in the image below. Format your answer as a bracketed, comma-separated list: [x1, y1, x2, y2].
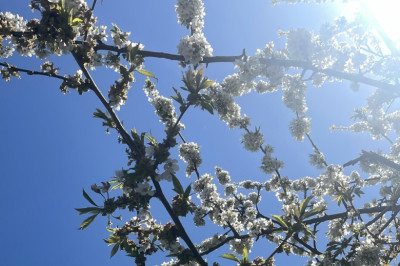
[363, 0, 400, 43]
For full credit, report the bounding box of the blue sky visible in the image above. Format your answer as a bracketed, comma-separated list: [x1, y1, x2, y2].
[0, 1, 391, 265]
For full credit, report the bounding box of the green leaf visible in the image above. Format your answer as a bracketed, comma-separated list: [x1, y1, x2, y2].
[183, 184, 191, 199]
[79, 214, 98, 230]
[93, 108, 106, 119]
[111, 182, 122, 190]
[332, 195, 343, 206]
[202, 79, 215, 89]
[220, 253, 241, 262]
[136, 69, 157, 80]
[110, 243, 120, 258]
[145, 135, 157, 145]
[172, 174, 184, 195]
[75, 207, 101, 215]
[71, 17, 83, 27]
[200, 101, 214, 114]
[242, 247, 248, 261]
[300, 196, 313, 217]
[272, 214, 288, 229]
[82, 189, 98, 206]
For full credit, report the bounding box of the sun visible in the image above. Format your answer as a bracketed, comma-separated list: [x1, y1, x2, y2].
[339, 0, 400, 52]
[363, 0, 400, 43]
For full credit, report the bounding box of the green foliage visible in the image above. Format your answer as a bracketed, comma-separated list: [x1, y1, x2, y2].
[221, 247, 252, 266]
[93, 108, 116, 133]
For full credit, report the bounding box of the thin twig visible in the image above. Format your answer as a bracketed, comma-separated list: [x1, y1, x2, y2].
[0, 62, 67, 81]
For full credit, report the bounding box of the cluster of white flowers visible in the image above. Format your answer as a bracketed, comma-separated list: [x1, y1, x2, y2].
[215, 167, 231, 185]
[175, 0, 213, 66]
[282, 74, 307, 115]
[247, 218, 273, 237]
[110, 25, 131, 48]
[0, 12, 28, 58]
[308, 150, 326, 169]
[222, 73, 252, 97]
[177, 32, 213, 66]
[47, 0, 87, 10]
[353, 239, 382, 265]
[157, 159, 179, 181]
[179, 142, 202, 176]
[327, 219, 350, 241]
[108, 90, 125, 111]
[198, 234, 227, 253]
[150, 95, 177, 124]
[134, 182, 155, 196]
[260, 145, 284, 174]
[313, 165, 350, 198]
[242, 129, 264, 152]
[284, 28, 316, 61]
[289, 116, 311, 141]
[206, 84, 250, 128]
[175, 0, 205, 31]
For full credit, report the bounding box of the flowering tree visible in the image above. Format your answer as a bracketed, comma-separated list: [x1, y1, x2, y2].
[3, 0, 400, 265]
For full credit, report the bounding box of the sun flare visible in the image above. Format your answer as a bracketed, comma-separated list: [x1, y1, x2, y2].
[363, 0, 400, 43]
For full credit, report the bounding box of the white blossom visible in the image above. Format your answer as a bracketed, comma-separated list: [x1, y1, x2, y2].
[179, 142, 202, 177]
[282, 74, 307, 115]
[177, 32, 212, 65]
[175, 0, 205, 31]
[242, 129, 264, 152]
[289, 116, 311, 141]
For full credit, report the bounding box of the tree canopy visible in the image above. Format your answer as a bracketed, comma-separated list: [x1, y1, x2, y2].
[2, 0, 400, 265]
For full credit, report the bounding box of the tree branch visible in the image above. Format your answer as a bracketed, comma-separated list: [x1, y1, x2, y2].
[71, 51, 207, 266]
[304, 204, 400, 225]
[343, 150, 400, 172]
[90, 41, 400, 92]
[0, 62, 68, 81]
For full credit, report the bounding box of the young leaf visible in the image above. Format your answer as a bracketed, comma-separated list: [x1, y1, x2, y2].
[202, 79, 215, 89]
[220, 253, 241, 262]
[300, 196, 313, 217]
[111, 182, 122, 190]
[75, 207, 101, 215]
[242, 247, 248, 261]
[183, 184, 191, 199]
[82, 189, 98, 206]
[272, 214, 288, 229]
[110, 243, 120, 258]
[136, 69, 157, 81]
[93, 108, 108, 120]
[78, 214, 98, 230]
[172, 174, 184, 195]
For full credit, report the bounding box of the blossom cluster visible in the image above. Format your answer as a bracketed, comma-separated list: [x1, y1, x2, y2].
[175, 0, 212, 65]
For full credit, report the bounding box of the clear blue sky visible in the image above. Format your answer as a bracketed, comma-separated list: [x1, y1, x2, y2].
[0, 1, 390, 265]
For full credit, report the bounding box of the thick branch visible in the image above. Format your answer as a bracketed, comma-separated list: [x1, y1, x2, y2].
[151, 176, 207, 266]
[91, 42, 400, 92]
[71, 51, 207, 266]
[304, 204, 400, 225]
